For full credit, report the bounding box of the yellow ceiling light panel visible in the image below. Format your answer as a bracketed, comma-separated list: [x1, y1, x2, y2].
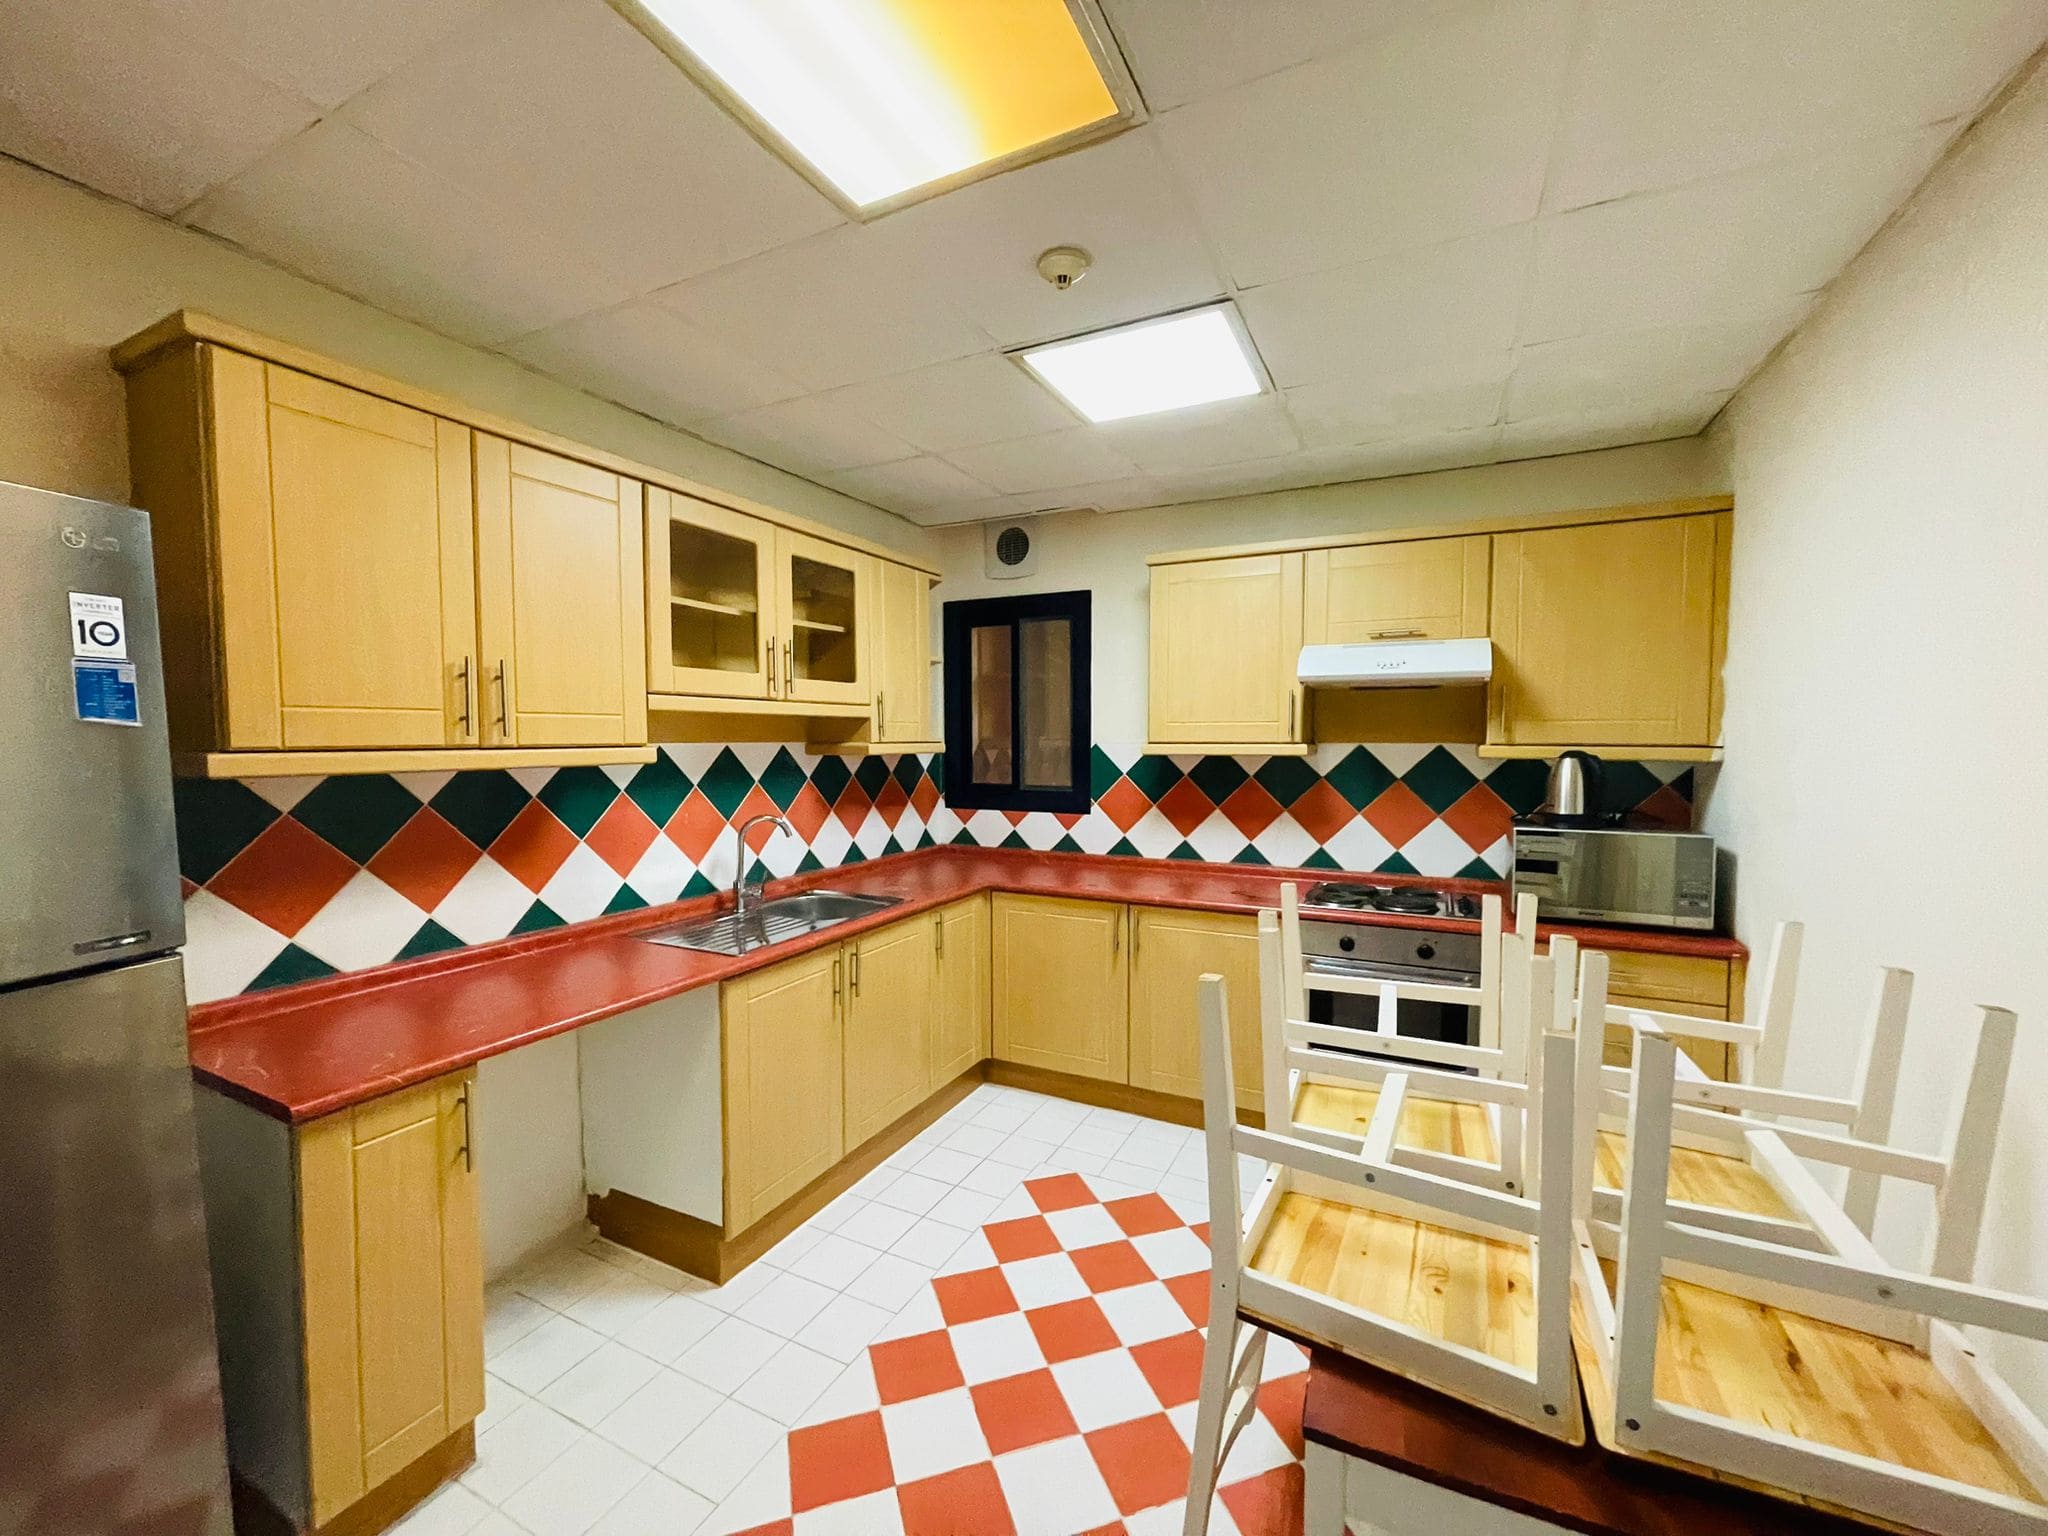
[616, 0, 1143, 216]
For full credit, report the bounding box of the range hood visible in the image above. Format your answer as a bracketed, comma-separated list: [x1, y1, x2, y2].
[1297, 638, 1493, 688]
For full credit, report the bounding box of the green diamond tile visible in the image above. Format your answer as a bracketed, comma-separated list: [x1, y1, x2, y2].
[1231, 846, 1271, 866]
[999, 832, 1029, 850]
[1376, 850, 1419, 875]
[292, 774, 421, 864]
[431, 772, 533, 850]
[891, 756, 923, 793]
[950, 828, 978, 846]
[1401, 747, 1478, 814]
[538, 766, 620, 838]
[604, 886, 649, 914]
[1456, 856, 1500, 881]
[1324, 748, 1396, 810]
[881, 834, 905, 857]
[1303, 848, 1343, 870]
[759, 748, 809, 810]
[853, 757, 892, 797]
[696, 749, 757, 817]
[808, 755, 854, 805]
[915, 830, 937, 850]
[173, 778, 280, 884]
[1125, 755, 1183, 803]
[1167, 841, 1203, 861]
[396, 920, 465, 961]
[1088, 746, 1123, 800]
[1052, 834, 1084, 853]
[1187, 757, 1249, 804]
[1480, 759, 1549, 816]
[682, 872, 720, 898]
[1252, 757, 1321, 808]
[247, 944, 337, 992]
[796, 849, 826, 873]
[1603, 760, 1660, 816]
[1668, 768, 1696, 804]
[1107, 837, 1141, 858]
[512, 899, 564, 934]
[624, 755, 692, 828]
[926, 751, 945, 786]
[842, 845, 867, 865]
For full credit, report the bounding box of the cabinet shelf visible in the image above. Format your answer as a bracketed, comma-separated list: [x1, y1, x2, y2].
[671, 594, 756, 618]
[789, 616, 848, 635]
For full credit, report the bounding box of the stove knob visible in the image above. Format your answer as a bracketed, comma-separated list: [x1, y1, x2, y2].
[1338, 934, 1356, 953]
[1416, 941, 1436, 961]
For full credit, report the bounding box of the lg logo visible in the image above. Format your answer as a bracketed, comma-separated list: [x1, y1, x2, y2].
[60, 526, 121, 552]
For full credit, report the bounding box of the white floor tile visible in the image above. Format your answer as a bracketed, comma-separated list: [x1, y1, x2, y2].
[842, 1253, 932, 1312]
[972, 1101, 1034, 1131]
[659, 1399, 784, 1502]
[793, 1293, 892, 1361]
[888, 1217, 971, 1267]
[1043, 1203, 1124, 1251]
[730, 1339, 842, 1426]
[539, 1341, 661, 1428]
[733, 1270, 838, 1338]
[797, 1357, 880, 1427]
[760, 1223, 826, 1271]
[676, 1315, 784, 1393]
[981, 1133, 1062, 1169]
[493, 1314, 608, 1394]
[935, 1231, 996, 1276]
[1062, 1124, 1130, 1158]
[927, 1187, 1002, 1229]
[615, 1292, 724, 1365]
[909, 1146, 981, 1184]
[940, 1124, 1005, 1158]
[476, 1375, 529, 1436]
[1001, 1252, 1087, 1310]
[786, 1232, 882, 1290]
[957, 1159, 1027, 1197]
[834, 1201, 920, 1249]
[593, 1368, 723, 1465]
[1037, 1147, 1110, 1176]
[468, 1514, 533, 1536]
[879, 1386, 990, 1482]
[484, 1288, 554, 1359]
[1131, 1226, 1211, 1279]
[1086, 1107, 1144, 1133]
[993, 1435, 1119, 1535]
[1051, 1347, 1166, 1431]
[1101, 1158, 1168, 1191]
[946, 1312, 1046, 1385]
[513, 1249, 622, 1312]
[390, 1479, 492, 1536]
[870, 1171, 949, 1215]
[588, 1469, 713, 1536]
[1097, 1281, 1193, 1348]
[791, 1484, 903, 1536]
[460, 1399, 582, 1505]
[806, 1191, 866, 1233]
[1159, 1175, 1210, 1215]
[849, 1166, 900, 1201]
[699, 1444, 792, 1535]
[498, 1432, 642, 1536]
[565, 1271, 678, 1337]
[695, 1261, 780, 1315]
[871, 1286, 944, 1343]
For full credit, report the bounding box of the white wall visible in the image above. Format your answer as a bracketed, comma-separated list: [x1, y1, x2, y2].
[0, 154, 931, 562]
[1703, 57, 2048, 1402]
[928, 438, 1729, 743]
[476, 1035, 589, 1281]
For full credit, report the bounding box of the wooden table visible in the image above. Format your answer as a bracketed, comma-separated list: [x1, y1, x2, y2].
[1301, 1346, 1881, 1535]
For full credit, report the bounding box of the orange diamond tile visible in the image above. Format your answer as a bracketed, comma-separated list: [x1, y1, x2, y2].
[1362, 781, 1434, 848]
[1087, 1413, 1191, 1516]
[1218, 781, 1284, 840]
[731, 784, 780, 839]
[1219, 1461, 1304, 1536]
[875, 777, 909, 828]
[785, 782, 831, 842]
[1025, 1174, 1096, 1212]
[1104, 1193, 1179, 1238]
[1024, 1297, 1118, 1363]
[1069, 1241, 1153, 1294]
[870, 1330, 964, 1405]
[488, 802, 578, 893]
[365, 808, 480, 912]
[1634, 783, 1692, 829]
[985, 1215, 1060, 1263]
[970, 1369, 1077, 1456]
[1260, 1372, 1307, 1459]
[788, 1410, 894, 1513]
[896, 1461, 1015, 1536]
[1440, 782, 1512, 854]
[1287, 779, 1356, 847]
[910, 775, 941, 822]
[833, 782, 872, 834]
[665, 788, 727, 862]
[1097, 778, 1150, 832]
[1129, 1331, 1206, 1408]
[933, 1268, 1019, 1327]
[583, 796, 659, 877]
[1164, 1271, 1210, 1328]
[1155, 778, 1215, 838]
[208, 818, 358, 937]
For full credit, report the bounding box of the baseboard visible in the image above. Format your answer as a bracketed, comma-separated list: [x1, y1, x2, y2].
[231, 1422, 475, 1536]
[986, 1061, 1265, 1131]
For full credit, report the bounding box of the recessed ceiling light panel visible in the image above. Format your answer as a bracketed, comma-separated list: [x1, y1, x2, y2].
[1014, 304, 1268, 424]
[616, 0, 1143, 216]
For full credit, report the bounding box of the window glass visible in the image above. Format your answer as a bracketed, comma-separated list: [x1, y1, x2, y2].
[942, 591, 1089, 813]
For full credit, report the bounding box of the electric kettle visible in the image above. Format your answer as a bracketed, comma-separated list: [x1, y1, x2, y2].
[1544, 750, 1605, 823]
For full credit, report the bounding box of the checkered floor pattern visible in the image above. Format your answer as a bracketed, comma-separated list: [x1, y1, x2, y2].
[395, 1086, 1304, 1536]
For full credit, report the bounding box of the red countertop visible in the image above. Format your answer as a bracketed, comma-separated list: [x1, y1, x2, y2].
[186, 846, 1745, 1124]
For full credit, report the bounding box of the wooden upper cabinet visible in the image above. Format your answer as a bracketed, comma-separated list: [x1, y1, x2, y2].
[1127, 907, 1265, 1112]
[647, 489, 775, 700]
[1305, 535, 1489, 643]
[196, 350, 477, 752]
[991, 894, 1129, 1083]
[872, 560, 935, 745]
[475, 437, 646, 748]
[777, 529, 869, 705]
[1149, 552, 1305, 748]
[1488, 512, 1728, 750]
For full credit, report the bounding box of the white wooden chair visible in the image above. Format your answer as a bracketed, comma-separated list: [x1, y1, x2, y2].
[1182, 939, 1585, 1536]
[1577, 1005, 2048, 1533]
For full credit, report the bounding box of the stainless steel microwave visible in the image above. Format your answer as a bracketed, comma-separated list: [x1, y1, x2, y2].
[1510, 827, 1717, 931]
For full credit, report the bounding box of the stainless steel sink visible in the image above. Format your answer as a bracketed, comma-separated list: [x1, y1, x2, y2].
[637, 891, 903, 956]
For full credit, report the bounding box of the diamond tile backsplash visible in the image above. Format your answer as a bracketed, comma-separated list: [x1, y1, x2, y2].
[175, 741, 1695, 1003]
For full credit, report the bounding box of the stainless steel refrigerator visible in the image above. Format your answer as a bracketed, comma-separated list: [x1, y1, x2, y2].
[0, 480, 232, 1535]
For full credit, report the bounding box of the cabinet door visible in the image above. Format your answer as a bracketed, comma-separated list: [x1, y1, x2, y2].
[776, 529, 868, 705]
[1304, 536, 1488, 644]
[647, 488, 775, 700]
[872, 560, 933, 744]
[930, 897, 990, 1086]
[1148, 553, 1304, 746]
[476, 437, 647, 747]
[723, 947, 845, 1231]
[1127, 907, 1265, 1112]
[209, 352, 475, 751]
[844, 920, 936, 1149]
[1489, 514, 1725, 748]
[298, 1071, 481, 1526]
[992, 895, 1129, 1083]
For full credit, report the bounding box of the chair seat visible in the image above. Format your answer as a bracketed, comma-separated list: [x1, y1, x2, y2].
[1292, 1080, 1500, 1162]
[1592, 1129, 1794, 1219]
[1246, 1191, 1535, 1372]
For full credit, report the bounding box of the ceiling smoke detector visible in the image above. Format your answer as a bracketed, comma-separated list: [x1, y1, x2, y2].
[1036, 246, 1092, 290]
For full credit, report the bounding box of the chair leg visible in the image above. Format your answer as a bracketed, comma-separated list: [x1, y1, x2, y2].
[1182, 1305, 1244, 1536]
[1304, 1440, 1346, 1534]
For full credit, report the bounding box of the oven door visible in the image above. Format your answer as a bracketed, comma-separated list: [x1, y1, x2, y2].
[1304, 956, 1481, 1070]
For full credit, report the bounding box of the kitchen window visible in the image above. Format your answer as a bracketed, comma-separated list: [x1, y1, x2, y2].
[942, 591, 1090, 814]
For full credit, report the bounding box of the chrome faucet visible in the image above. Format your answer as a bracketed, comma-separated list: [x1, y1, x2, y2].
[732, 812, 792, 922]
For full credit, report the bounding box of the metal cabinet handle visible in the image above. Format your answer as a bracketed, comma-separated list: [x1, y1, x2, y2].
[832, 954, 843, 1002]
[934, 913, 944, 957]
[784, 638, 793, 690]
[849, 944, 860, 995]
[456, 656, 474, 739]
[876, 690, 884, 723]
[1369, 628, 1424, 640]
[767, 638, 777, 696]
[493, 659, 509, 734]
[456, 1083, 474, 1171]
[1111, 912, 1121, 960]
[1288, 693, 1296, 740]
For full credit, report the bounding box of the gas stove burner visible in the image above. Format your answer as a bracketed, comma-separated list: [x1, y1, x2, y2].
[1300, 881, 1492, 922]
[1371, 886, 1441, 915]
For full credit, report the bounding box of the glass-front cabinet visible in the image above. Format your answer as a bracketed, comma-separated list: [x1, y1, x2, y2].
[777, 529, 867, 705]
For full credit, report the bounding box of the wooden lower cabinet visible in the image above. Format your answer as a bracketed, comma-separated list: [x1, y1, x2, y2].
[930, 897, 990, 1086]
[1127, 907, 1265, 1113]
[992, 894, 1129, 1082]
[1543, 944, 1745, 1081]
[844, 918, 935, 1149]
[724, 946, 845, 1232]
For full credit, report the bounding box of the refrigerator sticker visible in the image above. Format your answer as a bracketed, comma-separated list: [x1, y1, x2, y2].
[72, 659, 142, 727]
[68, 591, 128, 659]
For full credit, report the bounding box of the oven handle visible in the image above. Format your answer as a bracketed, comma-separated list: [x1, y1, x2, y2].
[1304, 956, 1481, 989]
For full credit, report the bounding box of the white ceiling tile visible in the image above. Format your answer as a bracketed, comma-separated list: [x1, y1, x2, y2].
[1097, 394, 1300, 474]
[698, 395, 917, 477]
[1506, 303, 1813, 421]
[1545, 0, 2047, 211]
[821, 355, 1075, 454]
[656, 225, 994, 392]
[896, 492, 1050, 528]
[942, 429, 1144, 495]
[1043, 475, 1171, 512]
[1282, 352, 1511, 449]
[141, 0, 495, 109]
[0, 0, 319, 215]
[1238, 223, 1534, 387]
[341, 0, 843, 294]
[1101, 0, 1478, 110]
[1498, 392, 1734, 461]
[1523, 124, 1953, 345]
[1154, 0, 1577, 286]
[186, 119, 631, 347]
[1288, 427, 1508, 486]
[873, 128, 1224, 347]
[1144, 455, 1356, 506]
[821, 457, 994, 515]
[500, 301, 804, 424]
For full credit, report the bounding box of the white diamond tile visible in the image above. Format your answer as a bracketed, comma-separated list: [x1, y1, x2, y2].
[947, 1312, 1047, 1386]
[537, 843, 621, 925]
[793, 1294, 893, 1362]
[658, 1398, 784, 1503]
[730, 1340, 843, 1427]
[880, 1387, 990, 1482]
[1050, 1347, 1167, 1431]
[179, 889, 289, 1004]
[675, 1315, 783, 1393]
[290, 869, 426, 973]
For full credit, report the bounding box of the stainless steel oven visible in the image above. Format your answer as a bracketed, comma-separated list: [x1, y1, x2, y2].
[1300, 919, 1483, 1067]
